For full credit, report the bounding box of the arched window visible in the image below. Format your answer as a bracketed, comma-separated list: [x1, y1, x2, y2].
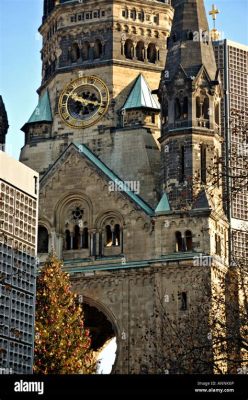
[82, 227, 89, 249]
[175, 98, 181, 120]
[215, 103, 220, 125]
[65, 229, 71, 250]
[163, 99, 168, 124]
[82, 42, 90, 61]
[183, 97, 188, 119]
[200, 144, 207, 184]
[136, 41, 145, 61]
[93, 39, 103, 59]
[188, 31, 194, 40]
[130, 9, 136, 20]
[38, 226, 49, 253]
[185, 230, 193, 251]
[215, 234, 221, 256]
[73, 225, 80, 250]
[175, 231, 183, 252]
[147, 43, 156, 63]
[124, 39, 134, 59]
[196, 96, 201, 118]
[203, 97, 209, 119]
[105, 225, 113, 246]
[147, 29, 152, 37]
[179, 292, 188, 310]
[70, 43, 80, 62]
[113, 224, 120, 246]
[179, 145, 185, 183]
[116, 23, 121, 32]
[202, 30, 209, 44]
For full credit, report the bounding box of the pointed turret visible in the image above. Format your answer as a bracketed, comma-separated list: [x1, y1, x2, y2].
[123, 74, 160, 111]
[166, 0, 217, 81]
[159, 0, 222, 210]
[21, 90, 53, 134]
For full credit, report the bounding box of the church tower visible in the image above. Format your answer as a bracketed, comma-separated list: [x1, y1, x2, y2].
[17, 0, 232, 374]
[155, 0, 230, 372]
[20, 0, 174, 206]
[159, 0, 222, 210]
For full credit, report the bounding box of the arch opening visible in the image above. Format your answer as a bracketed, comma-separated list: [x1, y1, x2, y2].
[37, 226, 49, 253]
[82, 302, 117, 374]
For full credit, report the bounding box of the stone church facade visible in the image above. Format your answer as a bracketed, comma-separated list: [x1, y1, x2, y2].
[20, 0, 230, 373]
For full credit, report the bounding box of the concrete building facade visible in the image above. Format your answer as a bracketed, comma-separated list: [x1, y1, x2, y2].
[0, 151, 39, 373]
[213, 39, 248, 266]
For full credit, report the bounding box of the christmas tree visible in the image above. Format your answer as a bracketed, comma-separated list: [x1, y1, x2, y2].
[34, 252, 95, 374]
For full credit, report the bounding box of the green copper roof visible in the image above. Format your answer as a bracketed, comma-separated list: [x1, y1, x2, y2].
[74, 143, 154, 216]
[155, 193, 171, 213]
[123, 74, 160, 111]
[27, 90, 52, 124]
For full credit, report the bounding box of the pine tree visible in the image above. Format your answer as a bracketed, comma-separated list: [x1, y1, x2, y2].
[34, 252, 95, 374]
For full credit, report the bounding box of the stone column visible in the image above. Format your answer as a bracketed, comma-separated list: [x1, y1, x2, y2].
[121, 40, 125, 56]
[111, 226, 115, 246]
[98, 230, 103, 257]
[155, 46, 159, 62]
[57, 233, 64, 259]
[70, 232, 73, 250]
[144, 44, 148, 61]
[78, 43, 83, 63]
[121, 227, 124, 253]
[80, 230, 83, 248]
[89, 43, 94, 60]
[133, 42, 137, 60]
[49, 228, 57, 251]
[89, 229, 96, 256]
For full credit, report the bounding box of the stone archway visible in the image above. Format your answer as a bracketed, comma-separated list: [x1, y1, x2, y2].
[82, 298, 118, 374]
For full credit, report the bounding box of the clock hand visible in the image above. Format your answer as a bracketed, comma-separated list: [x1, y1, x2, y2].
[71, 93, 101, 106]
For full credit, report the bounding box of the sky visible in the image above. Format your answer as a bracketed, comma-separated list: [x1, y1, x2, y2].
[0, 0, 248, 161]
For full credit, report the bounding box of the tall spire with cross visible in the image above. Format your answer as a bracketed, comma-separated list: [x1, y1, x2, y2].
[159, 0, 223, 210]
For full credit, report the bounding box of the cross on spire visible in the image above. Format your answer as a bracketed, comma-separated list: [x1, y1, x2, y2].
[209, 4, 219, 29]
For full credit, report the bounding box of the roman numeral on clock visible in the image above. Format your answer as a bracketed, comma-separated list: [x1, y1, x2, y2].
[61, 112, 69, 120]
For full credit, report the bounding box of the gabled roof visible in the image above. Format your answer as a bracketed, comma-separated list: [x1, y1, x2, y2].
[21, 90, 52, 132]
[193, 64, 212, 85]
[155, 193, 171, 213]
[40, 143, 154, 216]
[123, 74, 160, 111]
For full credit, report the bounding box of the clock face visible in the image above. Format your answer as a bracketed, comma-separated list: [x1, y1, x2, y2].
[59, 76, 109, 128]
